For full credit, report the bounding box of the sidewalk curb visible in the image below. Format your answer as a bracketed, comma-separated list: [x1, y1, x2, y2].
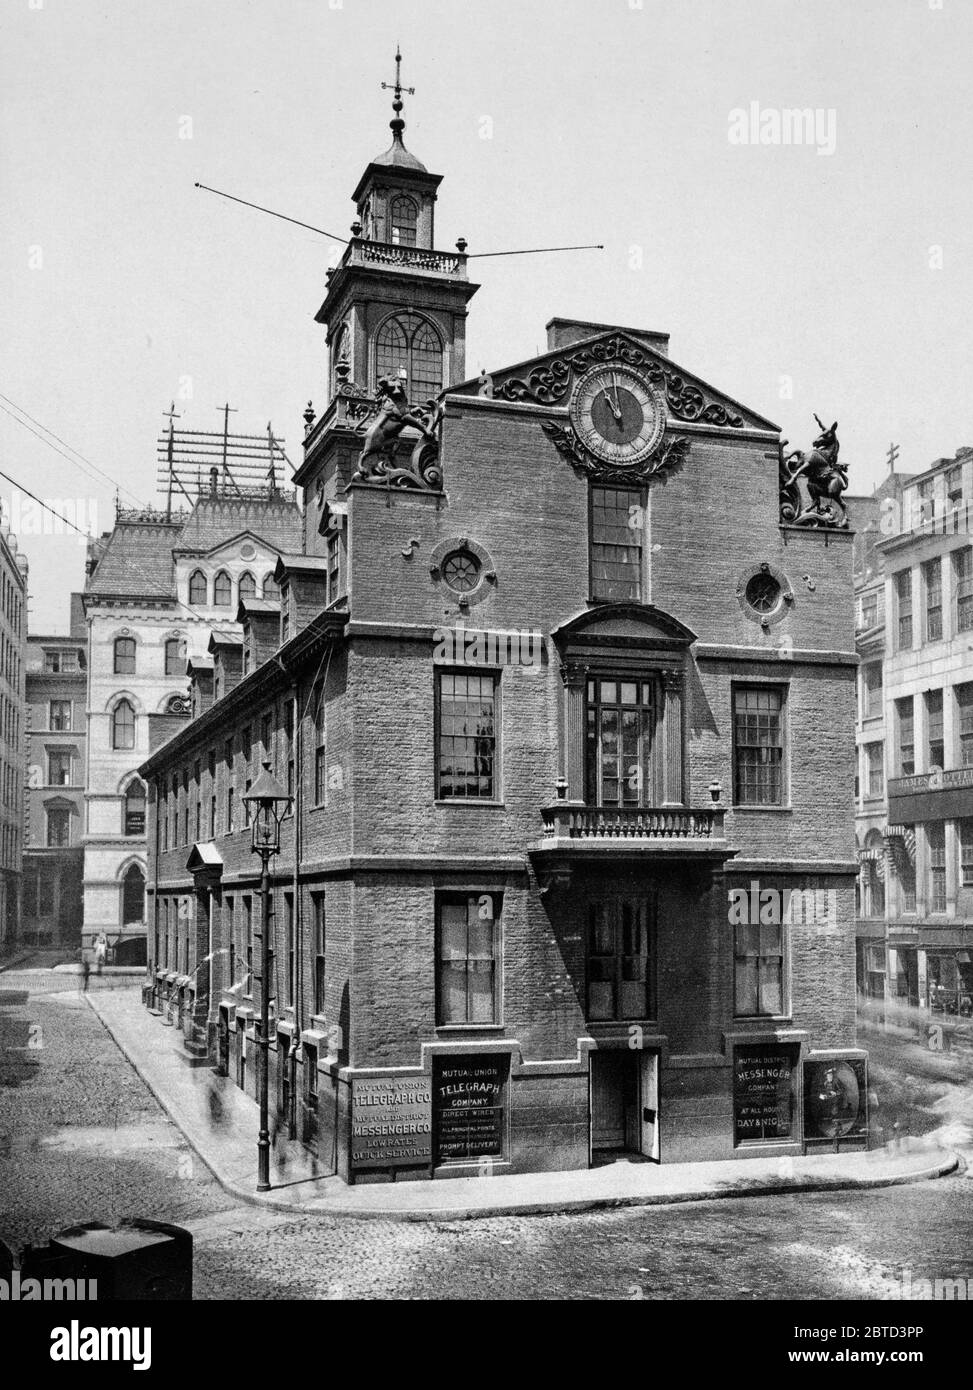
[84, 993, 961, 1223]
[0, 951, 38, 973]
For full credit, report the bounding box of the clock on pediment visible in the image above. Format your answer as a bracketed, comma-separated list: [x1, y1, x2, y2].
[571, 365, 666, 468]
[543, 361, 690, 486]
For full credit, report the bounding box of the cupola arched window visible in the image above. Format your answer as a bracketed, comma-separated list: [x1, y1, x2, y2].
[262, 573, 280, 602]
[375, 313, 443, 404]
[189, 570, 208, 605]
[390, 195, 418, 247]
[213, 571, 232, 607]
[238, 572, 257, 603]
[112, 699, 136, 751]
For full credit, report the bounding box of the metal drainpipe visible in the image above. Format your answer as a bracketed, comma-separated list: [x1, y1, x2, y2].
[288, 679, 301, 1140]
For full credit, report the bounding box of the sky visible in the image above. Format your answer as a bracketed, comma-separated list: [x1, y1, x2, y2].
[3, 0, 973, 632]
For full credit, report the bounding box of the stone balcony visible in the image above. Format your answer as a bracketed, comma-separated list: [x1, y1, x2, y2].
[530, 803, 733, 885]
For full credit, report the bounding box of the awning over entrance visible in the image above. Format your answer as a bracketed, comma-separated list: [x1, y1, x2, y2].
[185, 841, 223, 875]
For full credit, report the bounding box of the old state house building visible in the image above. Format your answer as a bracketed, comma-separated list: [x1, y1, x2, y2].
[139, 85, 867, 1183]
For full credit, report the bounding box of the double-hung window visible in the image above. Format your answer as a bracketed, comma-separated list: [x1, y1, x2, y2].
[896, 569, 913, 649]
[958, 684, 973, 766]
[49, 700, 71, 731]
[734, 919, 785, 1017]
[437, 893, 500, 1025]
[313, 684, 326, 804]
[896, 697, 915, 776]
[862, 663, 882, 720]
[954, 549, 973, 632]
[960, 820, 973, 888]
[48, 750, 72, 786]
[733, 686, 785, 805]
[927, 823, 947, 913]
[926, 689, 944, 769]
[590, 485, 642, 601]
[436, 672, 498, 800]
[923, 559, 942, 642]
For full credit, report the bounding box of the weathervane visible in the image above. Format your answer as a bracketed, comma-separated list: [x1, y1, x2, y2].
[195, 50, 603, 260]
[381, 46, 414, 137]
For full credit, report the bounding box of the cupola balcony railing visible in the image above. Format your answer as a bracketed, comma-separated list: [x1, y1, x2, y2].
[340, 236, 468, 280]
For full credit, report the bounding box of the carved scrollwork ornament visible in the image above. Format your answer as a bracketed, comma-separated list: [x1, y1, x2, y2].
[494, 335, 744, 428]
[542, 421, 691, 486]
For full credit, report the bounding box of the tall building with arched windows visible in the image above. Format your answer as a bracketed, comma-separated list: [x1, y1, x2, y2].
[80, 488, 300, 962]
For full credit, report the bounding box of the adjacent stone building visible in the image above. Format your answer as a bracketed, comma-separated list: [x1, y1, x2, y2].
[854, 450, 973, 1024]
[139, 76, 866, 1181]
[81, 490, 301, 962]
[22, 595, 87, 949]
[0, 525, 28, 949]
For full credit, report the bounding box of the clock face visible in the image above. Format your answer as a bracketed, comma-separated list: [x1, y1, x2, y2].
[570, 365, 666, 466]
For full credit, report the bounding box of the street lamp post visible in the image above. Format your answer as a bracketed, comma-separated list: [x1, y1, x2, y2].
[242, 761, 292, 1192]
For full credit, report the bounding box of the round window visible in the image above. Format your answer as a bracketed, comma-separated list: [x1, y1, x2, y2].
[441, 549, 481, 594]
[744, 572, 783, 615]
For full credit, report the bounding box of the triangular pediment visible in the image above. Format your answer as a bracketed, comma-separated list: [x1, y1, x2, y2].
[174, 530, 278, 563]
[450, 330, 778, 433]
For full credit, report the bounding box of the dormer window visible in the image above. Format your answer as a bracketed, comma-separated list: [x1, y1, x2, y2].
[263, 573, 280, 602]
[189, 570, 208, 605]
[239, 572, 257, 603]
[390, 194, 418, 247]
[375, 312, 443, 403]
[214, 571, 232, 607]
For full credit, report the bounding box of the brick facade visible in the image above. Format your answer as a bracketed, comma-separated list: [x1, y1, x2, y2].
[138, 108, 864, 1182]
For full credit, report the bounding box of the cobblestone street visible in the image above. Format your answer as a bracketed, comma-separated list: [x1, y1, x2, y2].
[2, 970, 972, 1301]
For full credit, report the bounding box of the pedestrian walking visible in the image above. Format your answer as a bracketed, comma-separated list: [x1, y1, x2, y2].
[81, 956, 90, 993]
[93, 932, 108, 977]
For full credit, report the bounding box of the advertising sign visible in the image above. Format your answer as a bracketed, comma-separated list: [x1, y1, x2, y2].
[351, 1076, 432, 1169]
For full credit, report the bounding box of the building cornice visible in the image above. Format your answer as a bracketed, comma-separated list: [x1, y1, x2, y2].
[693, 643, 858, 667]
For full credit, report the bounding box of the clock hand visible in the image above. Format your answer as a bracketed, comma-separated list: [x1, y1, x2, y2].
[603, 376, 623, 422]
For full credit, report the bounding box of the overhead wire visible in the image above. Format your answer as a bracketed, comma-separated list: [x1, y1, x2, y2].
[0, 392, 145, 507]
